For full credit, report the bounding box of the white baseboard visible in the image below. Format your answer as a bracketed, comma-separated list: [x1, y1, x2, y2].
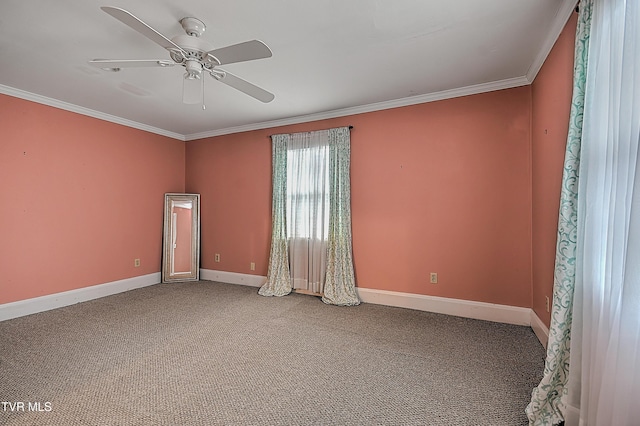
[0, 273, 161, 322]
[200, 269, 266, 288]
[200, 270, 532, 328]
[3, 270, 548, 348]
[356, 287, 532, 326]
[530, 310, 550, 349]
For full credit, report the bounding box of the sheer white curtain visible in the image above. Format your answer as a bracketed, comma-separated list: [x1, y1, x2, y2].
[287, 132, 330, 294]
[565, 0, 640, 424]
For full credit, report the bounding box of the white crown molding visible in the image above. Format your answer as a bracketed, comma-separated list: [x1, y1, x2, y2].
[526, 0, 578, 83]
[3, 73, 533, 143]
[185, 76, 530, 140]
[0, 273, 161, 322]
[0, 84, 185, 141]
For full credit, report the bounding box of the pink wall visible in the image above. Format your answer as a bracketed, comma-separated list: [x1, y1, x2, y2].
[185, 132, 272, 274]
[1, 13, 577, 311]
[352, 89, 532, 306]
[0, 95, 185, 304]
[531, 12, 578, 326]
[186, 86, 533, 307]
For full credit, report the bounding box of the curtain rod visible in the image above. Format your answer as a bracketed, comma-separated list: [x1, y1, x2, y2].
[270, 125, 353, 138]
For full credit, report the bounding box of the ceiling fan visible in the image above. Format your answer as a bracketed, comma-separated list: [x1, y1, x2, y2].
[89, 6, 274, 105]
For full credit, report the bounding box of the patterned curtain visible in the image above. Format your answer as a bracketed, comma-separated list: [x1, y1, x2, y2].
[258, 134, 292, 297]
[260, 127, 359, 306]
[526, 2, 592, 424]
[322, 127, 360, 306]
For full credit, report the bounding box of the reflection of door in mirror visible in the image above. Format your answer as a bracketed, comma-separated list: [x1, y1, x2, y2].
[163, 193, 200, 283]
[171, 203, 193, 274]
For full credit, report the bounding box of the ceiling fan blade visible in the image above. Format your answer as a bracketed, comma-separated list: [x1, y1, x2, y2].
[214, 69, 274, 103]
[206, 40, 272, 65]
[183, 77, 203, 104]
[89, 59, 175, 68]
[101, 6, 186, 56]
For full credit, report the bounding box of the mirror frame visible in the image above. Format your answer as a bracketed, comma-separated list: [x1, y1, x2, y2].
[162, 193, 200, 283]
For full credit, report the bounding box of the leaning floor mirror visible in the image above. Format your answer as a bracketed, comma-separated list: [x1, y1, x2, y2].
[162, 193, 200, 283]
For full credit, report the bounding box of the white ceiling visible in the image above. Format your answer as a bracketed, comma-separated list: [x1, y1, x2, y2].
[0, 0, 575, 141]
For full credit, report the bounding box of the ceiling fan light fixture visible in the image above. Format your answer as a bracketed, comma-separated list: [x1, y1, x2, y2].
[184, 59, 202, 79]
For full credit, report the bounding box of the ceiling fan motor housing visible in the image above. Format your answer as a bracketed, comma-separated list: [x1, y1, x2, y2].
[170, 34, 217, 68]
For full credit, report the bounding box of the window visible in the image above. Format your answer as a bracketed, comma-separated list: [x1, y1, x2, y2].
[286, 137, 329, 240]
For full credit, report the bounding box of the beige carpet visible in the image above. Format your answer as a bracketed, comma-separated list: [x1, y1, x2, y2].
[0, 281, 544, 425]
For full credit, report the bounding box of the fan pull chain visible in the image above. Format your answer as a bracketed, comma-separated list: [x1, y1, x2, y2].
[202, 77, 206, 110]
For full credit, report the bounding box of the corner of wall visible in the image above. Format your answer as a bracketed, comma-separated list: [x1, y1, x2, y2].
[530, 309, 550, 348]
[528, 85, 535, 312]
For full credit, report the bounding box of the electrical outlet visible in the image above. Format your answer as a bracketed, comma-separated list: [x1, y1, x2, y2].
[250, 262, 255, 271]
[545, 296, 550, 313]
[215, 254, 220, 262]
[134, 258, 140, 267]
[430, 272, 438, 284]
